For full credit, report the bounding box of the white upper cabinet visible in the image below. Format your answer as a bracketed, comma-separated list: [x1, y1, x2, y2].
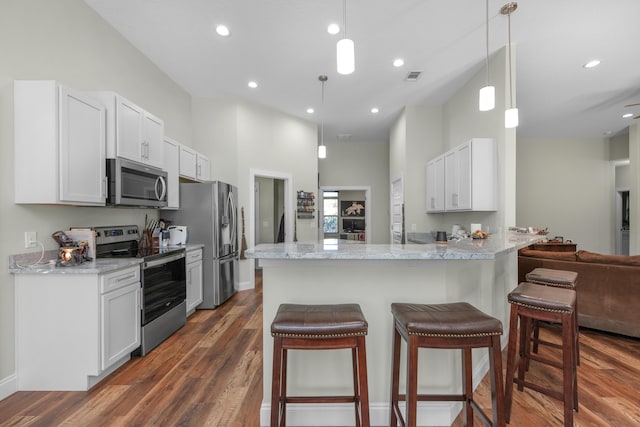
[164, 137, 180, 209]
[179, 144, 210, 182]
[196, 153, 210, 181]
[14, 80, 106, 206]
[426, 155, 445, 213]
[179, 145, 197, 180]
[92, 92, 164, 169]
[429, 138, 496, 213]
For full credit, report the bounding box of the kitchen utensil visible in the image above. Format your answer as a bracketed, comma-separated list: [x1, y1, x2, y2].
[240, 207, 248, 259]
[436, 231, 448, 243]
[168, 225, 188, 245]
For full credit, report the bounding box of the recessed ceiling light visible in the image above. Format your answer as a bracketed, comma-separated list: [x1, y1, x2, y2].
[583, 59, 600, 69]
[371, 107, 379, 114]
[307, 108, 315, 114]
[327, 23, 340, 35]
[622, 113, 633, 118]
[603, 130, 613, 136]
[216, 25, 230, 37]
[393, 58, 404, 67]
[248, 81, 258, 89]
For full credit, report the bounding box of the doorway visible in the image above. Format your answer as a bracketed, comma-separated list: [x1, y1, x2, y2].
[249, 169, 293, 286]
[616, 190, 630, 255]
[318, 186, 370, 242]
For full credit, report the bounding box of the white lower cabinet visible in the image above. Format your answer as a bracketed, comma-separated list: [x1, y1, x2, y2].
[15, 265, 141, 390]
[186, 248, 203, 315]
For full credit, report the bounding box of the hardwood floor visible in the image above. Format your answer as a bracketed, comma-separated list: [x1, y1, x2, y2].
[1, 278, 639, 426]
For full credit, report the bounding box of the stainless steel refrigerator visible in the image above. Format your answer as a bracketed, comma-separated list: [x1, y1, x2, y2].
[163, 181, 238, 308]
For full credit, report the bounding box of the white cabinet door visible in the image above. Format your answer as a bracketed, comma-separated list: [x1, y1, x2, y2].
[101, 282, 141, 371]
[444, 149, 460, 211]
[443, 138, 496, 212]
[116, 96, 145, 163]
[59, 86, 106, 204]
[164, 138, 180, 209]
[186, 249, 203, 314]
[14, 80, 106, 206]
[143, 112, 164, 169]
[196, 153, 210, 181]
[179, 145, 197, 179]
[426, 155, 445, 213]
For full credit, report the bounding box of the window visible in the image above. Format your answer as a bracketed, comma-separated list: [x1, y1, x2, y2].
[323, 191, 339, 234]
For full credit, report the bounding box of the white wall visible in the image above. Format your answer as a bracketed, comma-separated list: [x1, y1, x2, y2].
[319, 140, 390, 243]
[516, 137, 613, 253]
[0, 0, 193, 389]
[392, 47, 515, 238]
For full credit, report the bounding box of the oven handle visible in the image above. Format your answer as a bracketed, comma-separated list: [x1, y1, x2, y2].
[142, 252, 185, 269]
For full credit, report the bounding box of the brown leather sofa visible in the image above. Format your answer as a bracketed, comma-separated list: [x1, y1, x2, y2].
[518, 248, 640, 338]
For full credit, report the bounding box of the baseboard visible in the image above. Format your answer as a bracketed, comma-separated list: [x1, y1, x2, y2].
[237, 280, 253, 291]
[0, 373, 17, 401]
[260, 401, 461, 426]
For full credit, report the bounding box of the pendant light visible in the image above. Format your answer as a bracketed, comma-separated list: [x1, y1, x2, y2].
[318, 75, 328, 159]
[502, 2, 518, 128]
[337, 0, 354, 75]
[479, 0, 495, 111]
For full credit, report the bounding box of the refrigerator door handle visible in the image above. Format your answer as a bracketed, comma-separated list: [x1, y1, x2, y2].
[229, 191, 237, 252]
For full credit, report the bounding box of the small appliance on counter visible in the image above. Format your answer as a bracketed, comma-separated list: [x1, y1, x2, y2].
[52, 230, 91, 267]
[168, 225, 188, 246]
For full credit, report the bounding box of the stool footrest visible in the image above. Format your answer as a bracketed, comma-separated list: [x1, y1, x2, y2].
[396, 393, 466, 402]
[514, 378, 563, 402]
[528, 353, 563, 370]
[285, 395, 359, 404]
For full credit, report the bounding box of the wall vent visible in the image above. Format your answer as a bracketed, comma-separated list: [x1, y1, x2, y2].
[337, 134, 352, 141]
[405, 71, 422, 81]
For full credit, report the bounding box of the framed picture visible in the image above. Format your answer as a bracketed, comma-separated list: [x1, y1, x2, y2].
[341, 200, 365, 217]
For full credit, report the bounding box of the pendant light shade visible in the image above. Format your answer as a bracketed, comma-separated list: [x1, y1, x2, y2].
[337, 38, 355, 75]
[318, 144, 327, 159]
[318, 75, 328, 159]
[505, 107, 519, 128]
[336, 0, 354, 75]
[502, 2, 518, 128]
[479, 0, 495, 111]
[479, 86, 495, 111]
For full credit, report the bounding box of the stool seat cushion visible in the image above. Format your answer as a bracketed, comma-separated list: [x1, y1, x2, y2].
[271, 303, 368, 338]
[526, 268, 578, 288]
[391, 302, 502, 337]
[508, 282, 576, 313]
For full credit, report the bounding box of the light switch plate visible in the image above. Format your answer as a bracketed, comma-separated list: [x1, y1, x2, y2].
[24, 231, 37, 248]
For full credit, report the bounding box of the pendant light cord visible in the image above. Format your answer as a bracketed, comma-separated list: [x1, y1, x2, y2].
[485, 0, 489, 85]
[507, 9, 513, 108]
[321, 79, 325, 145]
[343, 0, 348, 39]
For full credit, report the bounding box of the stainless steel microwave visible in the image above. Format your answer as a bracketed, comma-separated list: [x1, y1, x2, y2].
[106, 158, 168, 208]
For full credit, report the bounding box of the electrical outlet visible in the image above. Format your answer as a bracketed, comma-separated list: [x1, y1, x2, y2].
[24, 231, 37, 248]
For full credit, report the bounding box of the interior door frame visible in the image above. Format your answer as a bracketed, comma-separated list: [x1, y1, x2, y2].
[249, 169, 293, 284]
[318, 186, 371, 241]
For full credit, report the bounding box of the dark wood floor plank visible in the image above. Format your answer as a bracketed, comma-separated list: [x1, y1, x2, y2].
[1, 276, 639, 426]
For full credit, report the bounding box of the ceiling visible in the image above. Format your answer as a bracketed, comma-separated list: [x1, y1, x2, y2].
[84, 0, 640, 143]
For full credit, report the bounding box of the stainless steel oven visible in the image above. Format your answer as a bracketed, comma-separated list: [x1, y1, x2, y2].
[106, 158, 168, 208]
[94, 225, 186, 356]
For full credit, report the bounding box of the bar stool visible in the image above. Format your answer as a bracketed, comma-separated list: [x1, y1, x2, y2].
[525, 268, 579, 364]
[505, 282, 578, 427]
[270, 303, 370, 427]
[390, 302, 505, 427]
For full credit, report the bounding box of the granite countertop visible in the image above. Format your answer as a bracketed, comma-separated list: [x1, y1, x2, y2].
[246, 233, 543, 261]
[8, 243, 203, 275]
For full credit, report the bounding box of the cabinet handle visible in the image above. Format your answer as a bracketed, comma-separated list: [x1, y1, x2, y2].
[116, 273, 137, 282]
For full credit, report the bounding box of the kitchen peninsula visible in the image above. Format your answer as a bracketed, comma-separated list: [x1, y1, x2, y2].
[247, 232, 542, 427]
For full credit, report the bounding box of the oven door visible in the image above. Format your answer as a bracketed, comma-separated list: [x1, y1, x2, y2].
[107, 158, 168, 208]
[141, 251, 186, 325]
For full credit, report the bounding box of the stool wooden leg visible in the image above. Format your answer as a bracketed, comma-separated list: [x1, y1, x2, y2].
[390, 325, 401, 426]
[516, 316, 529, 392]
[505, 304, 519, 423]
[406, 335, 419, 427]
[351, 348, 361, 427]
[561, 313, 575, 427]
[270, 337, 283, 427]
[356, 336, 371, 427]
[489, 335, 506, 427]
[461, 348, 473, 426]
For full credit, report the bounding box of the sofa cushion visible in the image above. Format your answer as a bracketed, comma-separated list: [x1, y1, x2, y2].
[519, 248, 577, 261]
[576, 250, 640, 266]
